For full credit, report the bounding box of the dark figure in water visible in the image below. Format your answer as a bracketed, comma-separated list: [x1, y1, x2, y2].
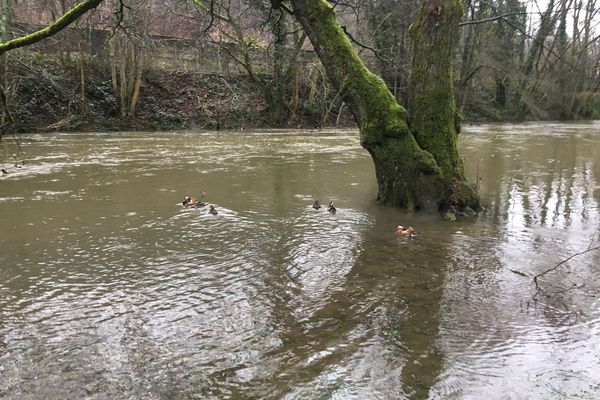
[313, 200, 321, 210]
[327, 201, 337, 214]
[1, 168, 7, 175]
[209, 205, 218, 215]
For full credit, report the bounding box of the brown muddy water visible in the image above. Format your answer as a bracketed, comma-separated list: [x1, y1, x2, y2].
[0, 123, 599, 399]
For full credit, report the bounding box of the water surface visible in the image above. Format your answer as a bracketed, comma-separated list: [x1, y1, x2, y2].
[1, 123, 599, 399]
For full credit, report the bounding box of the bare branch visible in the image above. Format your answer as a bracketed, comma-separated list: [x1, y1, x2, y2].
[458, 12, 529, 26]
[340, 25, 388, 63]
[533, 245, 600, 291]
[204, 0, 217, 34]
[192, 0, 230, 23]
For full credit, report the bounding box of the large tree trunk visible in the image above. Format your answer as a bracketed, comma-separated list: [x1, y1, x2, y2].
[288, 0, 478, 211]
[408, 0, 479, 210]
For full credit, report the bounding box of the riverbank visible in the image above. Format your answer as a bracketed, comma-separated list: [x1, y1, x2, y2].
[3, 53, 597, 135]
[2, 53, 354, 134]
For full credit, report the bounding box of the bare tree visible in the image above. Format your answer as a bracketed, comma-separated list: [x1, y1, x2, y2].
[108, 0, 151, 119]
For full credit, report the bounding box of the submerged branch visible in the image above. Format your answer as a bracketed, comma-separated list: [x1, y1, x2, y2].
[533, 245, 600, 291]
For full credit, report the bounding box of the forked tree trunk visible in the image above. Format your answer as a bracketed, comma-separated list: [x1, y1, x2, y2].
[289, 0, 478, 211]
[129, 50, 143, 117]
[110, 37, 144, 119]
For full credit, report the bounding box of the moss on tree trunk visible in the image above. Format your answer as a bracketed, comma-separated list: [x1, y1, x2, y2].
[0, 0, 103, 55]
[408, 0, 479, 210]
[289, 0, 478, 211]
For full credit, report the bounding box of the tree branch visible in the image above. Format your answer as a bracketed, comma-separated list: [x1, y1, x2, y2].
[340, 25, 387, 63]
[0, 0, 104, 56]
[458, 12, 528, 26]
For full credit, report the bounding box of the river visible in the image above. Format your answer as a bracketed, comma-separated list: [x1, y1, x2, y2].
[1, 123, 599, 399]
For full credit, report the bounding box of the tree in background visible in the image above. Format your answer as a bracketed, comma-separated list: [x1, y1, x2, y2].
[0, 0, 12, 137]
[562, 0, 600, 118]
[364, 0, 419, 105]
[108, 0, 151, 119]
[456, 0, 600, 120]
[2, 0, 600, 126]
[455, 0, 526, 118]
[193, 0, 307, 126]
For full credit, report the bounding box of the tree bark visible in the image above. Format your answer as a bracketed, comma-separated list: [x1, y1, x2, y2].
[288, 0, 478, 211]
[109, 37, 120, 115]
[0, 0, 9, 136]
[119, 41, 127, 117]
[129, 49, 143, 117]
[288, 29, 302, 123]
[270, 10, 286, 126]
[409, 0, 479, 210]
[78, 39, 87, 110]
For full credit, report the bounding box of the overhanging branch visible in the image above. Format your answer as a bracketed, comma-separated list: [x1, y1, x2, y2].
[0, 0, 104, 55]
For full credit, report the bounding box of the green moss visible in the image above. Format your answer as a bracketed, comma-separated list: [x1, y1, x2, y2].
[407, 0, 479, 211]
[443, 212, 457, 221]
[0, 0, 103, 55]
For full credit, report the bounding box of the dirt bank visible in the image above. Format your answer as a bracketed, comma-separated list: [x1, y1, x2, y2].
[2, 54, 354, 134]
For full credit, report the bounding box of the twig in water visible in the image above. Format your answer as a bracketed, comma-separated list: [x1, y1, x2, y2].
[533, 245, 600, 291]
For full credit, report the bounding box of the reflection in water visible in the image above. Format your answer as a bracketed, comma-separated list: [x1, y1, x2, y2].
[0, 123, 599, 399]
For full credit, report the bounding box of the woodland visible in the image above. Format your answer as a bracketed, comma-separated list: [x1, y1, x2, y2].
[0, 0, 598, 210]
[0, 0, 598, 133]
